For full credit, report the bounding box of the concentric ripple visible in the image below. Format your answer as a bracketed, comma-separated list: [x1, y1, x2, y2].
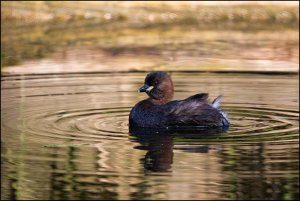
[224, 104, 299, 142]
[11, 103, 298, 144]
[44, 107, 130, 139]
[1, 72, 299, 144]
[1, 72, 299, 200]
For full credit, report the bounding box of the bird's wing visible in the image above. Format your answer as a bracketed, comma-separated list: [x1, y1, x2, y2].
[184, 93, 209, 102]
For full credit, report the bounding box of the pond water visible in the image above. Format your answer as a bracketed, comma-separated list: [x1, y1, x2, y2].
[1, 1, 299, 200]
[1, 71, 299, 200]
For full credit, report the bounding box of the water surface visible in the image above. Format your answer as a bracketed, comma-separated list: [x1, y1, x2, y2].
[1, 71, 299, 200]
[1, 1, 299, 200]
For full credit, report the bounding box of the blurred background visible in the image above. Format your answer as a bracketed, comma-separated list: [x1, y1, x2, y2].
[1, 2, 299, 200]
[1, 1, 299, 74]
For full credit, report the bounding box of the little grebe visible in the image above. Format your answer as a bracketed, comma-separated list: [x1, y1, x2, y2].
[129, 71, 229, 129]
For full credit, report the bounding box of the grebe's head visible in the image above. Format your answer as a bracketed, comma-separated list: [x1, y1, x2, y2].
[138, 71, 174, 104]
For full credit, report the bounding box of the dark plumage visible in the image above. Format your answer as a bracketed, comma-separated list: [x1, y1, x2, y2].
[129, 71, 229, 130]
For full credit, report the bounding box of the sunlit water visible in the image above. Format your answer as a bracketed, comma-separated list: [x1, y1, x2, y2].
[1, 71, 299, 200]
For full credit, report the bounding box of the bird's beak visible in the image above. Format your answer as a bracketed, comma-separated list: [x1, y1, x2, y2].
[138, 84, 154, 93]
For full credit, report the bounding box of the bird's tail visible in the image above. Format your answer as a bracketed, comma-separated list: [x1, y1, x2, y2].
[212, 95, 230, 126]
[212, 95, 222, 108]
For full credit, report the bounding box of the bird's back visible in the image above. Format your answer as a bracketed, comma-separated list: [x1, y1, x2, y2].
[129, 93, 229, 129]
[162, 94, 228, 127]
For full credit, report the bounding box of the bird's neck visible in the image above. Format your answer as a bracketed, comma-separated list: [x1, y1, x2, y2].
[148, 91, 173, 105]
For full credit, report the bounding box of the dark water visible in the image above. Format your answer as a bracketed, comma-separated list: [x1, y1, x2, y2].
[1, 72, 299, 200]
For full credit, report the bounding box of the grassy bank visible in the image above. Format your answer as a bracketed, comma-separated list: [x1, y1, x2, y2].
[1, 1, 299, 68]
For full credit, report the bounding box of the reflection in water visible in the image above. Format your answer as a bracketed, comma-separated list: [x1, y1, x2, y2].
[1, 2, 298, 199]
[130, 126, 299, 200]
[50, 147, 80, 200]
[134, 135, 174, 172]
[130, 127, 228, 173]
[219, 143, 299, 200]
[1, 72, 299, 200]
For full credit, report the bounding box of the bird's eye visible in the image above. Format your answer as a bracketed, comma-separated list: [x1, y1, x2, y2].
[154, 81, 158, 85]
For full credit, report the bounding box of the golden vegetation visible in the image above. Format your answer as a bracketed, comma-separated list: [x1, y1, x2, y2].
[1, 1, 299, 67]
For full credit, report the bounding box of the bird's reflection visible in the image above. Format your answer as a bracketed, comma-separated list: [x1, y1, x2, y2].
[130, 126, 228, 173]
[134, 135, 174, 172]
